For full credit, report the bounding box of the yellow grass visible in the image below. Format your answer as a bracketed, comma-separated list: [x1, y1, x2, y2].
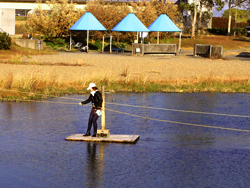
[0, 52, 250, 94]
[180, 35, 250, 50]
[1, 35, 250, 100]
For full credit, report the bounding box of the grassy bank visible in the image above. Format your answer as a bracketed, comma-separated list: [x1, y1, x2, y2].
[1, 35, 250, 101]
[1, 77, 250, 101]
[0, 43, 56, 62]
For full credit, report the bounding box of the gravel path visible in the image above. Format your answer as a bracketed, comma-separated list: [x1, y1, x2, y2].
[1, 50, 250, 83]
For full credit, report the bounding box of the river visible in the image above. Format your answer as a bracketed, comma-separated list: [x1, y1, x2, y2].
[0, 93, 250, 187]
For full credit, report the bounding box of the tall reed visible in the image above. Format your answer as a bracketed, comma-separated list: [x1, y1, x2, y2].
[1, 71, 250, 101]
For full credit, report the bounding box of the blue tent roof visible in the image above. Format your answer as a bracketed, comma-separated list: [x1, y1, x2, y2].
[69, 12, 107, 31]
[148, 14, 181, 32]
[111, 13, 149, 32]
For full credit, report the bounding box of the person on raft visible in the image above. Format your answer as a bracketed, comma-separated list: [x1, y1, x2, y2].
[79, 83, 103, 137]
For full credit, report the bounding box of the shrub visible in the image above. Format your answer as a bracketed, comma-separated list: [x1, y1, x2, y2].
[53, 38, 66, 46]
[207, 28, 247, 36]
[0, 32, 12, 50]
[247, 19, 250, 25]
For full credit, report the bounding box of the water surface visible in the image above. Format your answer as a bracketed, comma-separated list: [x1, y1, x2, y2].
[1, 93, 250, 187]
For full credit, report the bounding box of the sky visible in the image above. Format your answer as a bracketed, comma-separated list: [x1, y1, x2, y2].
[213, 4, 229, 17]
[213, 7, 226, 17]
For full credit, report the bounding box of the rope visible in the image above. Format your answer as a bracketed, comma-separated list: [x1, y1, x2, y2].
[133, 118, 148, 135]
[105, 102, 250, 118]
[105, 108, 250, 133]
[1, 97, 250, 133]
[1, 88, 249, 118]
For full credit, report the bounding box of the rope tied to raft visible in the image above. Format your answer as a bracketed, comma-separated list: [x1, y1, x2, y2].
[1, 88, 249, 118]
[133, 118, 148, 136]
[1, 88, 250, 133]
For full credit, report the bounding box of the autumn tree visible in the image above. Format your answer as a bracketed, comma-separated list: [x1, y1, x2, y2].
[133, 0, 181, 41]
[85, 1, 131, 42]
[27, 0, 182, 43]
[27, 0, 83, 41]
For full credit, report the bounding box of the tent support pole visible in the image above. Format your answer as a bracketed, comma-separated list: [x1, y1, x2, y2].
[157, 31, 159, 44]
[110, 32, 112, 53]
[179, 32, 182, 52]
[149, 32, 150, 44]
[70, 31, 72, 50]
[102, 31, 104, 53]
[87, 30, 89, 53]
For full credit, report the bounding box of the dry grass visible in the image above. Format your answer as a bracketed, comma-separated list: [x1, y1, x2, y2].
[180, 35, 250, 50]
[0, 43, 55, 61]
[1, 35, 250, 100]
[0, 52, 250, 91]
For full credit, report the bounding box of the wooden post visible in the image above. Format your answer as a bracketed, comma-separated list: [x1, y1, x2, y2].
[101, 85, 105, 131]
[97, 85, 110, 138]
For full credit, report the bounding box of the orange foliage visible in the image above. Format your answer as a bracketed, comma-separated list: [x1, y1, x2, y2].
[27, 0, 83, 40]
[85, 1, 181, 42]
[27, 0, 181, 42]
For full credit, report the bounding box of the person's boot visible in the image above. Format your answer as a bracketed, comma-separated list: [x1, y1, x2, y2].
[83, 130, 91, 136]
[92, 132, 97, 137]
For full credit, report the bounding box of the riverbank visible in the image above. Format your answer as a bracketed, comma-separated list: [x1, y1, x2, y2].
[1, 50, 250, 101]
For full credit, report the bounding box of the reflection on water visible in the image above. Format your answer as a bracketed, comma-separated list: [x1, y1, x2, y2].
[1, 93, 250, 187]
[86, 142, 104, 188]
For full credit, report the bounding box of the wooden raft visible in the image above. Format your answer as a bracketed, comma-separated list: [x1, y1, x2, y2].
[65, 134, 140, 144]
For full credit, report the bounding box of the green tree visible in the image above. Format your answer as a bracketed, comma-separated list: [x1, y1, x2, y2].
[178, 0, 224, 38]
[223, 8, 250, 19]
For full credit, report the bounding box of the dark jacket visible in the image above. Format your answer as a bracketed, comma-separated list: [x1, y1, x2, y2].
[81, 91, 103, 109]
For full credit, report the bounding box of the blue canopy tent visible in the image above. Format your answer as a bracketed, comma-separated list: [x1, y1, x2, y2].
[110, 13, 150, 53]
[148, 14, 182, 50]
[69, 12, 107, 52]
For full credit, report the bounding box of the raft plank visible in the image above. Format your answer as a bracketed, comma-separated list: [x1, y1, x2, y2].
[65, 134, 140, 144]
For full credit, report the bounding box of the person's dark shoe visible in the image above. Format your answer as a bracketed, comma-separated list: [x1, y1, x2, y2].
[92, 133, 97, 137]
[83, 131, 91, 136]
